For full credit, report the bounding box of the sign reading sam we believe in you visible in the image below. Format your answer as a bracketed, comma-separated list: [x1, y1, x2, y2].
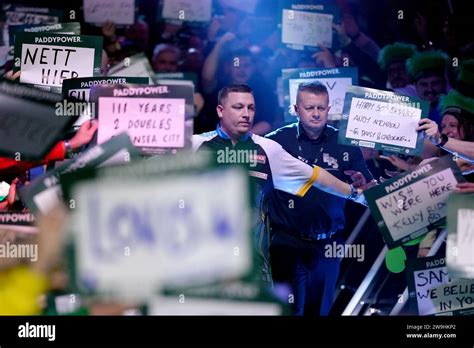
[338, 86, 429, 156]
[364, 156, 465, 248]
[14, 32, 103, 92]
[407, 256, 474, 316]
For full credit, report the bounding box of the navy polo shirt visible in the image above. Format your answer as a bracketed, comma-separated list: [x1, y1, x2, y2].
[265, 123, 373, 240]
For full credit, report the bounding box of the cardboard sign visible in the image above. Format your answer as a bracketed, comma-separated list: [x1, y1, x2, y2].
[338, 86, 429, 156]
[282, 67, 358, 122]
[0, 78, 75, 161]
[83, 0, 135, 26]
[0, 211, 36, 233]
[3, 7, 63, 46]
[447, 193, 474, 279]
[20, 133, 141, 216]
[282, 9, 333, 49]
[407, 256, 474, 316]
[365, 156, 466, 248]
[91, 84, 194, 154]
[62, 76, 149, 127]
[107, 53, 156, 85]
[61, 152, 252, 300]
[9, 22, 81, 47]
[161, 0, 212, 22]
[13, 32, 103, 93]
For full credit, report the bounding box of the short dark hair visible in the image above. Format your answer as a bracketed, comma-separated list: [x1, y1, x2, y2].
[297, 81, 328, 96]
[218, 84, 253, 105]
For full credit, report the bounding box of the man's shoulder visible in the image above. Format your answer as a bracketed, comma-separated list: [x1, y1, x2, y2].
[265, 123, 298, 141]
[192, 130, 218, 151]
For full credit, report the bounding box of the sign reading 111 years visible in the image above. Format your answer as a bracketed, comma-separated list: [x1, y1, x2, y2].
[92, 84, 193, 154]
[364, 156, 465, 249]
[338, 86, 429, 156]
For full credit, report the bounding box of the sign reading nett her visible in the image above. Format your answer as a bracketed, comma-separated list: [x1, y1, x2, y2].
[365, 156, 465, 248]
[161, 0, 212, 22]
[83, 0, 135, 26]
[14, 33, 102, 91]
[338, 86, 429, 155]
[282, 9, 333, 49]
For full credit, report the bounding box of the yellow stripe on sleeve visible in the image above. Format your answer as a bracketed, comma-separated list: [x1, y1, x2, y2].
[296, 166, 320, 197]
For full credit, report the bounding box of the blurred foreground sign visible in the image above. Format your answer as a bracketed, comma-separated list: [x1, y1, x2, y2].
[62, 152, 253, 301]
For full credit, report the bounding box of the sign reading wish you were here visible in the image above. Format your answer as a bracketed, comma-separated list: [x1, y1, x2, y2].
[364, 156, 465, 248]
[13, 32, 103, 92]
[338, 86, 429, 156]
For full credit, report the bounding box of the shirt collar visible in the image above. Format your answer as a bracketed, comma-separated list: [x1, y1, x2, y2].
[216, 123, 252, 143]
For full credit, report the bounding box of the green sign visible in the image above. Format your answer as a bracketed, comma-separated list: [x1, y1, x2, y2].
[365, 156, 465, 248]
[13, 32, 103, 93]
[447, 192, 474, 279]
[337, 86, 429, 156]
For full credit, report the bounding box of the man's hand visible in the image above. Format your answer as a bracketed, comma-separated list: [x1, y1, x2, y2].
[4, 70, 21, 81]
[69, 120, 98, 150]
[344, 170, 367, 188]
[455, 182, 474, 193]
[416, 118, 441, 145]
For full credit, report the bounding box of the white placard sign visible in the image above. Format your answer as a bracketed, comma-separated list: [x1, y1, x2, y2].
[20, 44, 94, 87]
[375, 167, 457, 241]
[282, 9, 333, 48]
[162, 0, 212, 22]
[71, 168, 252, 299]
[83, 0, 135, 25]
[413, 265, 450, 315]
[98, 97, 185, 148]
[346, 97, 421, 150]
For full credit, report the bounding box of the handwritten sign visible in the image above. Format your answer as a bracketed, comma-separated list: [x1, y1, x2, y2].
[282, 9, 333, 49]
[20, 134, 140, 216]
[338, 86, 429, 156]
[0, 78, 74, 160]
[447, 193, 474, 279]
[108, 53, 156, 85]
[62, 155, 252, 300]
[161, 0, 212, 22]
[91, 84, 193, 154]
[365, 156, 466, 248]
[282, 67, 358, 122]
[13, 33, 103, 93]
[407, 256, 474, 316]
[83, 0, 135, 26]
[62, 76, 148, 127]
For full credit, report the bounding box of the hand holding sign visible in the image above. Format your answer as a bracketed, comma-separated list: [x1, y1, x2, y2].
[455, 182, 474, 193]
[69, 120, 99, 150]
[416, 118, 441, 145]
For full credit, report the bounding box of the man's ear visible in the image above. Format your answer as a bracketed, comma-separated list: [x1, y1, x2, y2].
[327, 105, 331, 113]
[293, 105, 298, 113]
[216, 105, 224, 119]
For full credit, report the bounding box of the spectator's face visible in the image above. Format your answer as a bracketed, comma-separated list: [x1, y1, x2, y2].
[441, 114, 464, 140]
[295, 91, 330, 134]
[153, 51, 179, 73]
[415, 75, 446, 103]
[230, 56, 254, 83]
[387, 61, 409, 88]
[217, 92, 255, 137]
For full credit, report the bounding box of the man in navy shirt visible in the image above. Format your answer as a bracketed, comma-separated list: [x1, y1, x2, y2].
[266, 81, 374, 316]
